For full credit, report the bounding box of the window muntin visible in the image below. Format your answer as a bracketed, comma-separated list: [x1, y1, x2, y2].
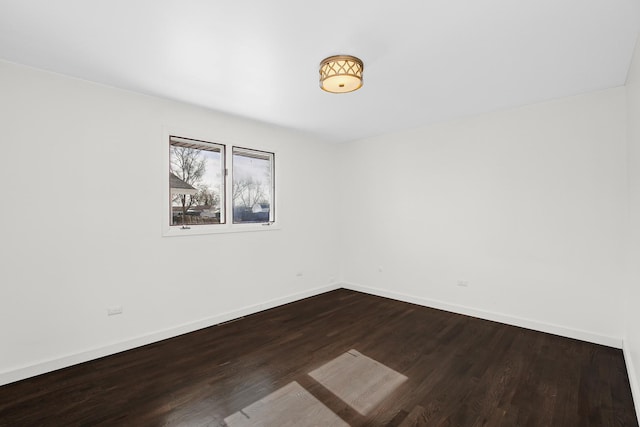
[169, 136, 225, 227]
[232, 147, 275, 224]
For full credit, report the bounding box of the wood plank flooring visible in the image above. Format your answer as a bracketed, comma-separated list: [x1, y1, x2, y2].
[0, 289, 637, 426]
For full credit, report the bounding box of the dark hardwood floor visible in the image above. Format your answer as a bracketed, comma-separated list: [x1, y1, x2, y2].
[0, 289, 637, 426]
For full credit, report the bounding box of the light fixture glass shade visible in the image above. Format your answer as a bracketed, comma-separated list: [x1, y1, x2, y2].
[319, 55, 363, 93]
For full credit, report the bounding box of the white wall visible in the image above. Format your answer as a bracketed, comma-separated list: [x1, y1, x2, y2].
[625, 35, 640, 419]
[0, 54, 636, 395]
[339, 88, 628, 346]
[0, 61, 340, 384]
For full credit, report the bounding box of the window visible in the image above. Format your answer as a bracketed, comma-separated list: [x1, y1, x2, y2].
[232, 147, 275, 224]
[166, 135, 276, 233]
[169, 136, 225, 228]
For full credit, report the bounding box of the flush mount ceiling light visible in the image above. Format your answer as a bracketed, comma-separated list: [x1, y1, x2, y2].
[319, 55, 364, 93]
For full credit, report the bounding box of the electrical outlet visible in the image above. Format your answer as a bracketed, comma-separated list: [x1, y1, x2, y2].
[296, 272, 303, 278]
[107, 306, 123, 316]
[378, 266, 383, 273]
[457, 281, 469, 287]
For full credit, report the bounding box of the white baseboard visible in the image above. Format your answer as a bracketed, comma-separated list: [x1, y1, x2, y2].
[342, 282, 623, 349]
[1, 282, 625, 388]
[0, 283, 341, 387]
[623, 340, 640, 423]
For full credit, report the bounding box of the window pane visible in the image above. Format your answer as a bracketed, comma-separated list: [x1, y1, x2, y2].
[232, 148, 274, 224]
[170, 136, 225, 226]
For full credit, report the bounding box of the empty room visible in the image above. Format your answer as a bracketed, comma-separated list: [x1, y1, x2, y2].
[2, 1, 640, 425]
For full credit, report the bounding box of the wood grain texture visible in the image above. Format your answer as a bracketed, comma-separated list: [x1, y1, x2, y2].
[0, 289, 637, 426]
[398, 406, 428, 427]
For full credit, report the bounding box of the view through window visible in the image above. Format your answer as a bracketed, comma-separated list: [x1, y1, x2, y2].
[168, 136, 275, 229]
[232, 147, 275, 224]
[169, 136, 225, 227]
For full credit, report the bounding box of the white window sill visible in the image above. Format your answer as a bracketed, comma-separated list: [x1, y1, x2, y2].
[162, 223, 281, 237]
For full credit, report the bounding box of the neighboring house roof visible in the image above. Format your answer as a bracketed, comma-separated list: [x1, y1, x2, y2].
[170, 173, 197, 195]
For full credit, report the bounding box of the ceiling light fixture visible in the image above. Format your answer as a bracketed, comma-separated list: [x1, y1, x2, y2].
[319, 55, 364, 93]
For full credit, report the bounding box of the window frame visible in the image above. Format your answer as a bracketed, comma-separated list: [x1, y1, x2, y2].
[161, 128, 279, 237]
[232, 146, 276, 225]
[169, 135, 226, 228]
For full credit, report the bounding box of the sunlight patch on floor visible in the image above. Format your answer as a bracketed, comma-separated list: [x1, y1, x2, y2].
[308, 349, 408, 415]
[224, 381, 349, 427]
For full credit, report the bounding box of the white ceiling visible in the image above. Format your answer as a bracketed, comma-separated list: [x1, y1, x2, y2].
[1, 1, 639, 143]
